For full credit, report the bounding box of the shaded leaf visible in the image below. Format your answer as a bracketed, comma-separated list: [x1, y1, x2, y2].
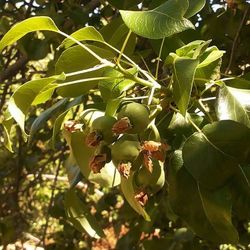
[231, 166, 250, 219]
[2, 113, 14, 152]
[183, 120, 250, 189]
[29, 98, 68, 142]
[172, 57, 199, 115]
[64, 189, 104, 238]
[0, 16, 59, 52]
[8, 74, 65, 135]
[216, 85, 250, 127]
[51, 96, 83, 147]
[168, 150, 239, 244]
[120, 173, 150, 221]
[60, 26, 104, 49]
[120, 0, 194, 39]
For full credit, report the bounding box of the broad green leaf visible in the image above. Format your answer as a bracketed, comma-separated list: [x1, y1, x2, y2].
[8, 74, 65, 135]
[0, 16, 59, 52]
[197, 48, 224, 68]
[183, 120, 250, 189]
[168, 150, 239, 243]
[60, 26, 104, 49]
[225, 77, 250, 89]
[195, 46, 223, 83]
[120, 173, 150, 221]
[32, 84, 58, 105]
[120, 0, 194, 39]
[231, 167, 250, 219]
[172, 57, 199, 116]
[64, 189, 104, 238]
[99, 67, 137, 101]
[29, 98, 68, 142]
[216, 85, 250, 127]
[63, 129, 120, 187]
[184, 0, 206, 18]
[176, 40, 207, 57]
[55, 45, 114, 97]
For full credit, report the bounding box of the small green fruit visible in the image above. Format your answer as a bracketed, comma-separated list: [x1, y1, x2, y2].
[116, 102, 150, 134]
[92, 115, 117, 144]
[134, 159, 165, 194]
[111, 134, 141, 163]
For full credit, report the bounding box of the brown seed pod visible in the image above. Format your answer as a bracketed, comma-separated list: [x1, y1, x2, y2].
[89, 154, 107, 173]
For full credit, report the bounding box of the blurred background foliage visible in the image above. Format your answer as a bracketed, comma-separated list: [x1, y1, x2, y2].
[0, 0, 250, 249]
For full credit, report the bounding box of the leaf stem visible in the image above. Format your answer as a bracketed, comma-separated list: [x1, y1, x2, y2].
[58, 31, 105, 63]
[116, 29, 132, 65]
[155, 38, 165, 79]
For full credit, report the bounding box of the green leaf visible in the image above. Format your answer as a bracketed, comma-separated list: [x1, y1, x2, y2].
[175, 40, 208, 57]
[64, 189, 104, 238]
[183, 120, 250, 189]
[168, 150, 239, 244]
[231, 166, 250, 219]
[63, 129, 120, 188]
[32, 84, 58, 105]
[60, 26, 104, 49]
[184, 0, 206, 18]
[99, 67, 137, 101]
[105, 98, 122, 117]
[197, 48, 224, 68]
[120, 0, 194, 39]
[8, 74, 65, 135]
[216, 85, 250, 127]
[29, 98, 69, 142]
[0, 16, 59, 52]
[55, 45, 114, 97]
[120, 173, 150, 221]
[172, 57, 199, 116]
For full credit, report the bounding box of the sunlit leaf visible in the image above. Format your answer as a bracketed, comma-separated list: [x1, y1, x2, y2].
[216, 85, 250, 127]
[120, 0, 194, 39]
[0, 16, 59, 52]
[60, 26, 104, 49]
[8, 74, 65, 135]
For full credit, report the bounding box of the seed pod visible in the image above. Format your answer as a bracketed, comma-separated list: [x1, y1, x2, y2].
[112, 102, 150, 134]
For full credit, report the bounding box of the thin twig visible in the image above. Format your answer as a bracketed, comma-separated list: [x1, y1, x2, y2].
[225, 6, 249, 74]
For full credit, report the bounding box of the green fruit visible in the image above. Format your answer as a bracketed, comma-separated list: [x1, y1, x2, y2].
[111, 134, 141, 163]
[117, 102, 150, 134]
[134, 160, 165, 194]
[92, 115, 117, 144]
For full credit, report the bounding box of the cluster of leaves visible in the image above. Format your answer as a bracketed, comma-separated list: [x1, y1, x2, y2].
[1, 0, 250, 249]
